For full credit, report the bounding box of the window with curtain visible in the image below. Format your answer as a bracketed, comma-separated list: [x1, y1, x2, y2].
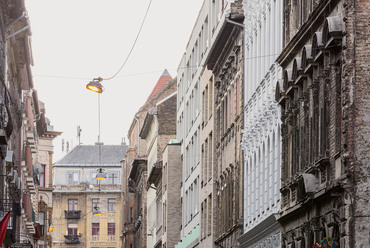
[108, 223, 115, 236]
[67, 171, 79, 185]
[92, 223, 99, 236]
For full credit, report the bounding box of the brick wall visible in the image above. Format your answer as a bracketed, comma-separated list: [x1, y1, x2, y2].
[342, 0, 370, 247]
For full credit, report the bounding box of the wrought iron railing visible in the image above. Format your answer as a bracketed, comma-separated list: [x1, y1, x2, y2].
[64, 235, 80, 244]
[64, 210, 81, 219]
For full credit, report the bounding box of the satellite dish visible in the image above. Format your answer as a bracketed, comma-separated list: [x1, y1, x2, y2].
[33, 162, 43, 174]
[89, 185, 94, 189]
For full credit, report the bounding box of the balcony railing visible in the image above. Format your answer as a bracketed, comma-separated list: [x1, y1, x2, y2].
[64, 235, 80, 244]
[64, 210, 81, 219]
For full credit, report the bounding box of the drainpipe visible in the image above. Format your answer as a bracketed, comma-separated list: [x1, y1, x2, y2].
[134, 115, 140, 156]
[225, 14, 244, 29]
[350, 1, 357, 247]
[5, 11, 28, 30]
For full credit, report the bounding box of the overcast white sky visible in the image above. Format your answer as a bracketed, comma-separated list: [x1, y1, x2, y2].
[25, 0, 203, 162]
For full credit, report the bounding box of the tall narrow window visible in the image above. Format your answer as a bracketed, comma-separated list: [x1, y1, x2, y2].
[108, 198, 116, 212]
[108, 223, 115, 236]
[92, 223, 99, 236]
[38, 164, 45, 187]
[92, 198, 100, 210]
[38, 212, 45, 235]
[68, 199, 78, 211]
[67, 171, 79, 185]
[207, 194, 212, 236]
[208, 133, 213, 180]
[209, 76, 213, 119]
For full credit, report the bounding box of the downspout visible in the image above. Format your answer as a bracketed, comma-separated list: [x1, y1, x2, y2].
[134, 115, 140, 156]
[5, 11, 28, 30]
[226, 10, 245, 234]
[225, 17, 244, 29]
[350, 0, 357, 247]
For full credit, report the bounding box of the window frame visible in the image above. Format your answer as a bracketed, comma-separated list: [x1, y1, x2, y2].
[68, 199, 78, 211]
[92, 223, 100, 236]
[107, 223, 115, 236]
[92, 198, 100, 210]
[107, 198, 116, 212]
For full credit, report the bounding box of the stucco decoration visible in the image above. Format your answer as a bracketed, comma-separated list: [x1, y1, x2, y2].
[243, 0, 271, 46]
[253, 232, 281, 248]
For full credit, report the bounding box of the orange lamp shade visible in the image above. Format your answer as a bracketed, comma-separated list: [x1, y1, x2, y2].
[86, 81, 104, 93]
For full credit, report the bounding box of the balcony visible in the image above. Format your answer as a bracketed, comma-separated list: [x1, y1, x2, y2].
[64, 210, 81, 219]
[64, 235, 80, 244]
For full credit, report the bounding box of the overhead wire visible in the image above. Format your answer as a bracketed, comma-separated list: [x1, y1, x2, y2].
[32, 40, 343, 83]
[101, 0, 153, 81]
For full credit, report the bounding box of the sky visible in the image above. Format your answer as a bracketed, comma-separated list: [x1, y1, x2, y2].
[25, 0, 204, 162]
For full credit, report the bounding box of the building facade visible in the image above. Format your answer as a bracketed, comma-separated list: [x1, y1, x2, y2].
[177, 1, 245, 247]
[161, 143, 182, 248]
[36, 101, 61, 248]
[121, 70, 176, 248]
[275, 0, 370, 247]
[140, 90, 177, 248]
[238, 0, 283, 247]
[205, 1, 244, 247]
[0, 1, 60, 247]
[52, 145, 127, 248]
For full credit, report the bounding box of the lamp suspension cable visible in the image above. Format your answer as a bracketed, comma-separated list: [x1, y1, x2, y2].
[98, 94, 101, 143]
[102, 0, 153, 81]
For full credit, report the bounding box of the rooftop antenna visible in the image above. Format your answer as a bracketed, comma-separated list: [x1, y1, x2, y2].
[77, 125, 82, 145]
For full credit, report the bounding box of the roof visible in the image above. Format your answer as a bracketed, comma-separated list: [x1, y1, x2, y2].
[146, 69, 172, 102]
[54, 145, 128, 167]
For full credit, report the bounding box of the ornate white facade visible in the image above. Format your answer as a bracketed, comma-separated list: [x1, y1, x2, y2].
[239, 0, 283, 247]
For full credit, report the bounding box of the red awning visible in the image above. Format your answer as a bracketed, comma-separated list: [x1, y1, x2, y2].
[0, 211, 11, 246]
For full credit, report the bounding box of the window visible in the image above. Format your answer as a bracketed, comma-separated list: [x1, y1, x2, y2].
[108, 198, 116, 212]
[92, 198, 100, 210]
[108, 223, 115, 236]
[67, 171, 79, 185]
[38, 164, 46, 187]
[130, 207, 134, 222]
[92, 223, 99, 236]
[91, 171, 98, 185]
[38, 212, 45, 235]
[107, 171, 120, 184]
[68, 224, 78, 236]
[68, 199, 78, 211]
